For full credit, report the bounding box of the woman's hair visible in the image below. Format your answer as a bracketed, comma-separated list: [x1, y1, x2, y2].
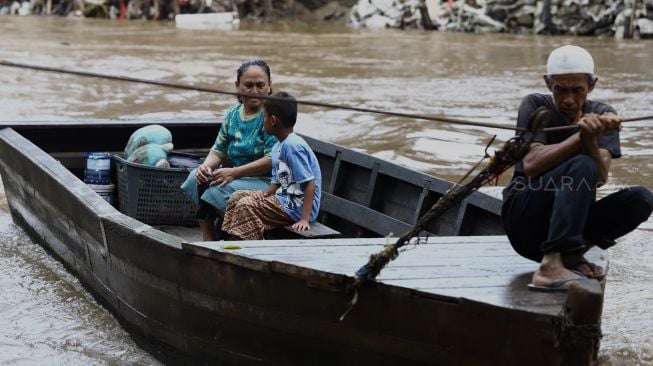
[265, 91, 297, 128]
[236, 59, 272, 102]
[236, 59, 271, 83]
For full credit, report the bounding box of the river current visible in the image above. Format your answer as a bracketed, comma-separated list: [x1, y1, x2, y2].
[0, 16, 652, 365]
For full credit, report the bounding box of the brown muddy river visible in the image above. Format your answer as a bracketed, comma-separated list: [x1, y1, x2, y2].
[1, 16, 652, 365]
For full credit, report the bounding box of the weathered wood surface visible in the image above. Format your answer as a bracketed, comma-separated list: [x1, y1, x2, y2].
[183, 236, 607, 316]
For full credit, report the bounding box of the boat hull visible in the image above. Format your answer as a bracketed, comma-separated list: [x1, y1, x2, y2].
[0, 123, 604, 365]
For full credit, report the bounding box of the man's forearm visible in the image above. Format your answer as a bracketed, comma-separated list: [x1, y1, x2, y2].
[523, 133, 582, 178]
[584, 146, 610, 185]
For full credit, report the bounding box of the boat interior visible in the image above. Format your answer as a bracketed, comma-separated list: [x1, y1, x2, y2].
[50, 136, 505, 243]
[19, 141, 596, 315]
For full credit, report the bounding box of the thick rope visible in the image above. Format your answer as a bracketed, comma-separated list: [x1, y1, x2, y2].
[2, 61, 651, 133]
[4, 60, 649, 133]
[540, 114, 652, 132]
[0, 60, 524, 132]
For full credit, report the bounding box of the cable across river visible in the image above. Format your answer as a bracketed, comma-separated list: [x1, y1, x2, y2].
[1, 60, 652, 133]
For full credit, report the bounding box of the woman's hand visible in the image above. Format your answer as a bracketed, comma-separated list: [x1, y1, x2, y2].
[209, 167, 240, 187]
[291, 219, 310, 232]
[195, 164, 213, 185]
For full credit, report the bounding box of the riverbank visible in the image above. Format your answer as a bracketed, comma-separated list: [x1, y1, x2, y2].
[2, 0, 653, 38]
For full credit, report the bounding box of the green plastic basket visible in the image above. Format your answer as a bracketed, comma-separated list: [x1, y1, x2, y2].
[113, 155, 198, 226]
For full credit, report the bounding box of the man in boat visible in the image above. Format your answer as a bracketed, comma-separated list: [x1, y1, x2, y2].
[502, 45, 653, 291]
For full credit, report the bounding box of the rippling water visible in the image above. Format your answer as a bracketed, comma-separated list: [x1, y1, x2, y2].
[0, 185, 161, 365]
[1, 16, 652, 365]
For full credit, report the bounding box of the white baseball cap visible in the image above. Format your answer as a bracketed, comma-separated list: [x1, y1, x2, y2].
[546, 45, 595, 75]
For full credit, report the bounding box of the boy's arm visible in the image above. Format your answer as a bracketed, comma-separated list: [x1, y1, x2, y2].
[265, 183, 279, 196]
[292, 180, 315, 232]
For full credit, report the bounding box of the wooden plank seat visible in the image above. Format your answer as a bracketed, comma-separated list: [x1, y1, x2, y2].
[265, 221, 341, 239]
[283, 221, 341, 238]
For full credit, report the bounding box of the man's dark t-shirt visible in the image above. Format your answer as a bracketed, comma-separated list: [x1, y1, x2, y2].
[511, 93, 621, 179]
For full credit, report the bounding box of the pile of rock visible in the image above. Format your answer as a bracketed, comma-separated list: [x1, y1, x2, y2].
[0, 0, 237, 20]
[349, 0, 653, 38]
[348, 0, 434, 29]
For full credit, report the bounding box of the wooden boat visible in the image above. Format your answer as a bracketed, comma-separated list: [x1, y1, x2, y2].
[0, 120, 606, 365]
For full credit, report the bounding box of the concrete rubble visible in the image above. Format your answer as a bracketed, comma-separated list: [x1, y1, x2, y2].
[1, 0, 652, 39]
[349, 0, 653, 38]
[0, 0, 243, 20]
[0, 0, 354, 22]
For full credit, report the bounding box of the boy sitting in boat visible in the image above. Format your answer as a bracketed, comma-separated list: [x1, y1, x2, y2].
[221, 91, 322, 240]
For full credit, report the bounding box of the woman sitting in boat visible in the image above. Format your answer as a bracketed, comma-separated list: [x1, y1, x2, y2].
[181, 59, 277, 240]
[221, 91, 322, 240]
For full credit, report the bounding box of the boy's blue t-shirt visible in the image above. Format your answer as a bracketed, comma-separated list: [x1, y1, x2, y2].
[271, 133, 322, 222]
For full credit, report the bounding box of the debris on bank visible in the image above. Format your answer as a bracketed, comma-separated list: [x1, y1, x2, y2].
[0, 0, 351, 22]
[0, 0, 245, 21]
[1, 0, 652, 39]
[175, 10, 239, 27]
[349, 0, 653, 38]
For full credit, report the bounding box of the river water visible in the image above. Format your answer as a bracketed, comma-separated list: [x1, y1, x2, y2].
[0, 16, 652, 365]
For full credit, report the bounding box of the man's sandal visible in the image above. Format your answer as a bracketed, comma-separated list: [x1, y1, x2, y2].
[564, 257, 604, 279]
